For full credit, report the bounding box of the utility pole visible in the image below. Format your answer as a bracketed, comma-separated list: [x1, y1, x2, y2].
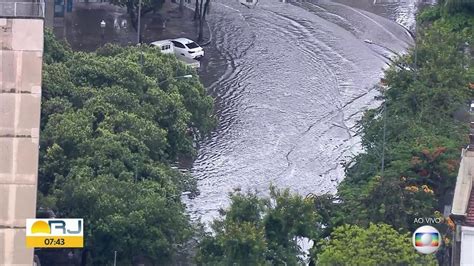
[381, 100, 387, 176]
[414, 11, 418, 78]
[137, 0, 142, 44]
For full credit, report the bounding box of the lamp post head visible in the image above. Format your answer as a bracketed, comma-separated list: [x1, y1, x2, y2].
[158, 75, 193, 86]
[100, 20, 106, 28]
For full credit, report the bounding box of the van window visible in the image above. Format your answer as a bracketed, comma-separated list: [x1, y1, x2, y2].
[186, 42, 200, 49]
[172, 41, 186, 48]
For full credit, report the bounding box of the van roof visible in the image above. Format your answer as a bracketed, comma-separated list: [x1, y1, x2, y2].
[150, 40, 173, 46]
[173, 38, 196, 45]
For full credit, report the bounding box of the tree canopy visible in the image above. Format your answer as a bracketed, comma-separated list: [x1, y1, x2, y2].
[333, 5, 474, 232]
[439, 0, 474, 13]
[316, 223, 436, 265]
[39, 30, 215, 264]
[196, 187, 320, 265]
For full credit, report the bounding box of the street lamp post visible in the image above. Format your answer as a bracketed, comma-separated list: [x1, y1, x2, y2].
[158, 75, 193, 86]
[137, 0, 142, 44]
[100, 20, 106, 45]
[380, 100, 387, 176]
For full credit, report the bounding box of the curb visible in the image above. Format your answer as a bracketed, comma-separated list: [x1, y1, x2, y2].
[200, 21, 212, 47]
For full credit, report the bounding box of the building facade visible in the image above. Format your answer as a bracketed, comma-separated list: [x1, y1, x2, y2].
[0, 1, 44, 264]
[451, 130, 474, 266]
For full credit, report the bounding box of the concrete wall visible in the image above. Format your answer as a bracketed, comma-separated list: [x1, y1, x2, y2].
[452, 148, 474, 216]
[0, 17, 43, 265]
[461, 226, 474, 265]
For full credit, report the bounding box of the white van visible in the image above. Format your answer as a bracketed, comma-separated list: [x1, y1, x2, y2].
[150, 39, 200, 69]
[171, 38, 204, 60]
[150, 40, 174, 55]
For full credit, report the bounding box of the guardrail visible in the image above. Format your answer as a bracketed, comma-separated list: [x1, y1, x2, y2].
[0, 2, 45, 18]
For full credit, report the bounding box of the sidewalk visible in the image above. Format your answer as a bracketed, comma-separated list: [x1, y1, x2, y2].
[55, 1, 210, 51]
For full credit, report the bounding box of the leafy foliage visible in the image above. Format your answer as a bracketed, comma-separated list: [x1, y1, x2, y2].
[43, 29, 72, 64]
[316, 223, 437, 265]
[196, 187, 320, 265]
[439, 0, 474, 13]
[333, 5, 474, 232]
[39, 31, 214, 263]
[55, 175, 191, 264]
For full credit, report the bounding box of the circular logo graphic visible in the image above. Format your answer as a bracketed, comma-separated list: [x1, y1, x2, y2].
[412, 225, 441, 254]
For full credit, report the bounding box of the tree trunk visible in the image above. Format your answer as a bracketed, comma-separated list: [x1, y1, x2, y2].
[198, 18, 204, 42]
[80, 249, 89, 266]
[128, 4, 153, 33]
[179, 0, 184, 12]
[197, 0, 210, 42]
[126, 2, 138, 30]
[202, 0, 210, 20]
[194, 0, 200, 21]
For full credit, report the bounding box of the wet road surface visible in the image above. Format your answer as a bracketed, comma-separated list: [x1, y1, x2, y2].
[187, 0, 416, 224]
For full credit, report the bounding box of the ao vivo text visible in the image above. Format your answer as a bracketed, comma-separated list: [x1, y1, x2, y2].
[413, 217, 443, 224]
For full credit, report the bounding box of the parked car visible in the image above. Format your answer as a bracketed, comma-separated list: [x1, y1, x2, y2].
[171, 38, 204, 60]
[150, 40, 175, 55]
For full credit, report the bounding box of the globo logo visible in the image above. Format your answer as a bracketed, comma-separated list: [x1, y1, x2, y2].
[412, 225, 441, 254]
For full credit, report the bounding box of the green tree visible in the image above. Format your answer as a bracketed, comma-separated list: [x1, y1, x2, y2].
[40, 38, 214, 194]
[332, 5, 474, 232]
[308, 5, 473, 263]
[194, 0, 211, 42]
[54, 175, 191, 265]
[39, 31, 213, 263]
[315, 223, 437, 265]
[196, 187, 320, 265]
[43, 28, 71, 64]
[439, 0, 474, 13]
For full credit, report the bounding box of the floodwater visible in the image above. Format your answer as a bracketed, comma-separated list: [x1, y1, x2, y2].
[186, 0, 418, 224]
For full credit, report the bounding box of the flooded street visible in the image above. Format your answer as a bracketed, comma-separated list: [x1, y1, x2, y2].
[187, 0, 417, 224]
[335, 0, 419, 30]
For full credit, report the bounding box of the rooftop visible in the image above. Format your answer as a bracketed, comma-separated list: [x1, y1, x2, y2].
[466, 189, 474, 226]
